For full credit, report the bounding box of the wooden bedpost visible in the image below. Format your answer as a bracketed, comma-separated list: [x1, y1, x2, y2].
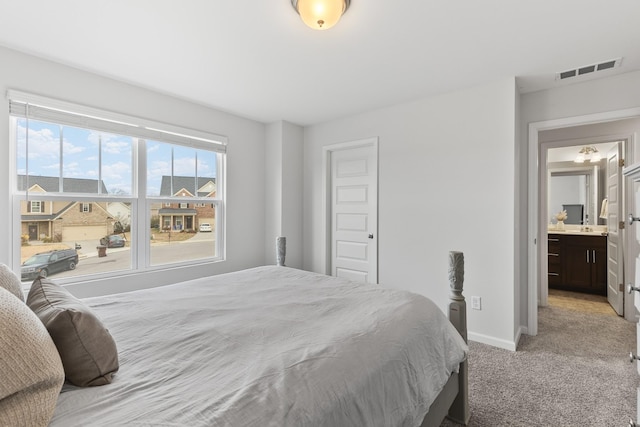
[276, 237, 286, 267]
[447, 251, 470, 425]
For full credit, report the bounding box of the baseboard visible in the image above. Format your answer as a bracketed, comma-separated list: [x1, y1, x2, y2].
[468, 331, 517, 351]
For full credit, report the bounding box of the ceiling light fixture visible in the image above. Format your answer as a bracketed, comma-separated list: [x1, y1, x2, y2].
[574, 146, 601, 163]
[291, 0, 351, 30]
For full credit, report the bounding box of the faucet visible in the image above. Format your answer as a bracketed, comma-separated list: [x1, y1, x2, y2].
[582, 215, 592, 232]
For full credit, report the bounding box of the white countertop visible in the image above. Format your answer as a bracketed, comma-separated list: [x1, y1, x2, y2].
[548, 230, 608, 237]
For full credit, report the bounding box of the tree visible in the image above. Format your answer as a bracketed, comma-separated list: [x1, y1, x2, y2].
[150, 215, 160, 230]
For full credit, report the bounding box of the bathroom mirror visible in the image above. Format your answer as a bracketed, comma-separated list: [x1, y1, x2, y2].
[548, 162, 604, 225]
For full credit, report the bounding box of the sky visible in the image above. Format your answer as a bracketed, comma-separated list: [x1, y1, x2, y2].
[16, 119, 217, 197]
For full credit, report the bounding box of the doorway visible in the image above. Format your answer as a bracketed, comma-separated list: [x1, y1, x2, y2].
[543, 140, 623, 315]
[322, 137, 378, 284]
[527, 109, 640, 336]
[28, 224, 37, 241]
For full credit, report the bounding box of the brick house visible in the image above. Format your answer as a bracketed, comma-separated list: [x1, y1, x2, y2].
[19, 176, 116, 242]
[156, 176, 216, 231]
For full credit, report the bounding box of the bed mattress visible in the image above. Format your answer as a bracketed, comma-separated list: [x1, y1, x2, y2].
[50, 266, 467, 426]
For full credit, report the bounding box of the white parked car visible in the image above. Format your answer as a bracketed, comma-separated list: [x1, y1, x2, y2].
[199, 223, 212, 232]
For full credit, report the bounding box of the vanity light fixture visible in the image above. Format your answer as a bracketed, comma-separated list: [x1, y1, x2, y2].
[574, 146, 601, 163]
[291, 0, 351, 30]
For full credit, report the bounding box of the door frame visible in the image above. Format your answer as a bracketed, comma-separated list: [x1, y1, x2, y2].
[540, 138, 628, 306]
[322, 137, 379, 278]
[528, 108, 640, 335]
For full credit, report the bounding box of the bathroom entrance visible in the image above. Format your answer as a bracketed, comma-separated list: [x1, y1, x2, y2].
[545, 140, 623, 315]
[527, 107, 640, 337]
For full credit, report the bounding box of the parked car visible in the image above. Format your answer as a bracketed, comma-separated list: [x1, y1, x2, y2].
[21, 249, 79, 280]
[105, 235, 126, 248]
[199, 223, 212, 232]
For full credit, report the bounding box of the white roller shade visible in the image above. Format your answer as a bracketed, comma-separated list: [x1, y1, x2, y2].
[8, 90, 227, 153]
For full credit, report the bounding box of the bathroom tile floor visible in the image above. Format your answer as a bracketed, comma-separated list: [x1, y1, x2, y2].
[548, 289, 618, 316]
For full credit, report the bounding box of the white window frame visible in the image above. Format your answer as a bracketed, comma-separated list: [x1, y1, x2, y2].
[30, 200, 41, 213]
[82, 203, 90, 213]
[9, 90, 227, 286]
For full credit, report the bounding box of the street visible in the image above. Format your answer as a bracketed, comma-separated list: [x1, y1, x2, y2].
[54, 233, 216, 280]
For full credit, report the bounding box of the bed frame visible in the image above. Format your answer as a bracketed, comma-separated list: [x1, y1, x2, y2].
[420, 251, 470, 426]
[276, 239, 469, 426]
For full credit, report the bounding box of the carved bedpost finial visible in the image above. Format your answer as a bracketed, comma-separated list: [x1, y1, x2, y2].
[448, 251, 464, 300]
[447, 250, 469, 424]
[276, 236, 286, 267]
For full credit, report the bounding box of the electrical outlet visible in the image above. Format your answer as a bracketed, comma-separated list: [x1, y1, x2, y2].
[471, 296, 482, 310]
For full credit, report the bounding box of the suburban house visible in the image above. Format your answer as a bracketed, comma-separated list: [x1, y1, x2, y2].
[106, 202, 131, 231]
[19, 175, 115, 242]
[156, 176, 216, 231]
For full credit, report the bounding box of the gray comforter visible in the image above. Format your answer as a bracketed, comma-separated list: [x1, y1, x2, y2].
[51, 266, 467, 426]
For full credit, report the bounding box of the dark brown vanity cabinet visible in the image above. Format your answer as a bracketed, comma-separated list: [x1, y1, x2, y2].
[548, 233, 607, 295]
[547, 236, 562, 287]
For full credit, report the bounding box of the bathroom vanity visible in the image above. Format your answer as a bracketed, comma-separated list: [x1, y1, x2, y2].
[548, 231, 607, 295]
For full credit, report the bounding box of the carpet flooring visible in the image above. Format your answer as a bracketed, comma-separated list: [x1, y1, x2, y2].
[440, 292, 638, 427]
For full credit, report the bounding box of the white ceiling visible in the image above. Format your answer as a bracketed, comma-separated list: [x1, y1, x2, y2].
[1, 1, 639, 126]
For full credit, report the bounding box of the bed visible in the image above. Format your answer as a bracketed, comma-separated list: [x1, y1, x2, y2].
[0, 246, 469, 427]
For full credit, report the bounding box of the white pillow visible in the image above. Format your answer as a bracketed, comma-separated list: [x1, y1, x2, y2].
[0, 287, 65, 426]
[0, 263, 24, 302]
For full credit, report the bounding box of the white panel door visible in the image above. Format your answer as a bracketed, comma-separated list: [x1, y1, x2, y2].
[622, 163, 640, 423]
[331, 144, 377, 283]
[607, 144, 624, 315]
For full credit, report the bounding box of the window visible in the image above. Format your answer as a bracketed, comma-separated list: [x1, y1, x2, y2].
[29, 201, 41, 213]
[10, 90, 226, 284]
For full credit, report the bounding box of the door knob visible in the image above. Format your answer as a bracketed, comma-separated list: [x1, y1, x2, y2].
[629, 352, 640, 363]
[629, 418, 637, 427]
[368, 233, 374, 239]
[629, 213, 640, 226]
[628, 284, 640, 294]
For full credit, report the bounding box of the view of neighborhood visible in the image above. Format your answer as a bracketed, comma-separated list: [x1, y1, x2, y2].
[15, 117, 221, 282]
[20, 175, 218, 282]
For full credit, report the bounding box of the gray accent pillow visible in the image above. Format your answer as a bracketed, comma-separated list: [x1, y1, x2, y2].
[0, 263, 24, 302]
[27, 277, 119, 387]
[0, 286, 65, 426]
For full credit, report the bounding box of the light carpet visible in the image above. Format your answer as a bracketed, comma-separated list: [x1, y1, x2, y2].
[441, 301, 638, 426]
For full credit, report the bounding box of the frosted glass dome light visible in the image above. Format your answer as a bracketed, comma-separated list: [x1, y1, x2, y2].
[291, 0, 350, 30]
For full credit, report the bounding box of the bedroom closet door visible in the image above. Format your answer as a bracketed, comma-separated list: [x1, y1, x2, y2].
[329, 140, 378, 284]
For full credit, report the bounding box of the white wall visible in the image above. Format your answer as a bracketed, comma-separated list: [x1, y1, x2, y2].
[264, 121, 303, 268]
[303, 78, 519, 349]
[520, 70, 640, 327]
[280, 122, 304, 269]
[265, 123, 283, 263]
[0, 45, 267, 297]
[521, 71, 640, 124]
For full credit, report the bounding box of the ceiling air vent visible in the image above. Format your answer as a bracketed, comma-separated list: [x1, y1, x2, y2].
[556, 58, 623, 81]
